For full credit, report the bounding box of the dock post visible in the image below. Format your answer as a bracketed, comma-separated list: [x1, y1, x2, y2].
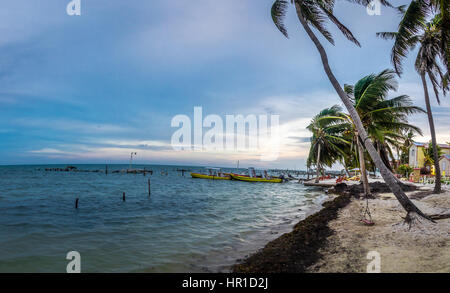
[148, 179, 151, 196]
[75, 198, 79, 209]
[123, 192, 126, 202]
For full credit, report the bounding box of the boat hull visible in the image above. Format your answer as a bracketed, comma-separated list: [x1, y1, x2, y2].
[190, 173, 231, 180]
[230, 173, 283, 183]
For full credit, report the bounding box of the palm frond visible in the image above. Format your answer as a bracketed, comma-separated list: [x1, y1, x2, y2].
[427, 69, 442, 104]
[297, 0, 335, 45]
[271, 0, 290, 38]
[391, 0, 427, 75]
[376, 31, 397, 40]
[318, 5, 361, 46]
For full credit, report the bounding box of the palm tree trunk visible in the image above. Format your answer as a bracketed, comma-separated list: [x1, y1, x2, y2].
[344, 165, 350, 177]
[315, 144, 321, 183]
[357, 137, 371, 196]
[421, 73, 441, 193]
[294, 3, 430, 220]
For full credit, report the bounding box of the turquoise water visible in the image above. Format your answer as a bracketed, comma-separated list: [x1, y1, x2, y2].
[0, 164, 327, 273]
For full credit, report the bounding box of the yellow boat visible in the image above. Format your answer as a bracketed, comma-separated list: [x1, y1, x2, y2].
[230, 173, 283, 183]
[190, 168, 231, 180]
[190, 173, 231, 180]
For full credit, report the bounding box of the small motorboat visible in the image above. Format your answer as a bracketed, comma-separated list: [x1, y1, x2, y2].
[190, 168, 231, 180]
[230, 168, 283, 183]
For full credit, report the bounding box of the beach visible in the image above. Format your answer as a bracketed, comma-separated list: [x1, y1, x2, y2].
[234, 182, 450, 273]
[309, 187, 450, 273]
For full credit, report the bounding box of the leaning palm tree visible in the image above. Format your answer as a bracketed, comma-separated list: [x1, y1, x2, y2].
[378, 11, 449, 193]
[343, 69, 425, 195]
[307, 105, 350, 183]
[271, 0, 431, 221]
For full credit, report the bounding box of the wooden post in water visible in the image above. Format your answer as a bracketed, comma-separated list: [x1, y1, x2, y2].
[75, 198, 79, 209]
[123, 192, 126, 202]
[148, 179, 151, 196]
[105, 165, 108, 175]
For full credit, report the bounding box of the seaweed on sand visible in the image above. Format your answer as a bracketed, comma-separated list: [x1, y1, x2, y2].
[232, 193, 351, 273]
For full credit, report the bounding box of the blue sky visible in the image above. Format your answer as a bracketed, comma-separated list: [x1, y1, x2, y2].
[0, 0, 449, 168]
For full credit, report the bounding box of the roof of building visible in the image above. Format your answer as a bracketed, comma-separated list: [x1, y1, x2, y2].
[413, 142, 450, 149]
[440, 154, 450, 160]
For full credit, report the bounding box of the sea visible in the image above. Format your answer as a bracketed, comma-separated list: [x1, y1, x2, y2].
[0, 164, 328, 273]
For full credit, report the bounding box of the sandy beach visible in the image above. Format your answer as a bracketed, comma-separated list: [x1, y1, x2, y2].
[234, 182, 450, 273]
[308, 186, 450, 273]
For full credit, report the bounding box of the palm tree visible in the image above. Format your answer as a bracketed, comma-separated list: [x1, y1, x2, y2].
[271, 0, 431, 221]
[422, 140, 443, 168]
[343, 69, 425, 195]
[386, 1, 449, 75]
[400, 131, 415, 164]
[378, 10, 449, 193]
[306, 105, 350, 183]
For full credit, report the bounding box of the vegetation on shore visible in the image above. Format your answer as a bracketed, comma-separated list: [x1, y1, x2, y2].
[307, 70, 425, 196]
[377, 2, 449, 193]
[270, 0, 448, 222]
[233, 0, 449, 274]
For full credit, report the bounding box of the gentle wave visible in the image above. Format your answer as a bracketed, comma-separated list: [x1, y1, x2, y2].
[0, 164, 326, 272]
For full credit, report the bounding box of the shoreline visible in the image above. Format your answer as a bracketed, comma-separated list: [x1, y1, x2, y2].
[233, 183, 450, 273]
[232, 191, 351, 273]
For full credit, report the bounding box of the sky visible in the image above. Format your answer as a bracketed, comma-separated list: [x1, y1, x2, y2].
[0, 0, 449, 169]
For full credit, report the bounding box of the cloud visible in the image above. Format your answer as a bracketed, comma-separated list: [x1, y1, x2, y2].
[0, 0, 449, 169]
[12, 118, 135, 134]
[289, 136, 311, 143]
[397, 80, 450, 143]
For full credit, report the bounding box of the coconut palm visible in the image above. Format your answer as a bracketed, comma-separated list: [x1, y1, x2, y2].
[343, 69, 425, 195]
[378, 11, 449, 193]
[386, 1, 449, 75]
[271, 0, 431, 221]
[400, 131, 415, 164]
[307, 105, 350, 183]
[422, 141, 443, 168]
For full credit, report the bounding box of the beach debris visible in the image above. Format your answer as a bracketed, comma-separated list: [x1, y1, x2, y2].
[329, 182, 417, 198]
[428, 214, 450, 220]
[360, 218, 375, 226]
[232, 193, 352, 273]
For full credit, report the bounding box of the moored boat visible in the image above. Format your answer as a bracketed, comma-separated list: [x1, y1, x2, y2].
[190, 168, 231, 180]
[230, 173, 283, 183]
[230, 168, 283, 183]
